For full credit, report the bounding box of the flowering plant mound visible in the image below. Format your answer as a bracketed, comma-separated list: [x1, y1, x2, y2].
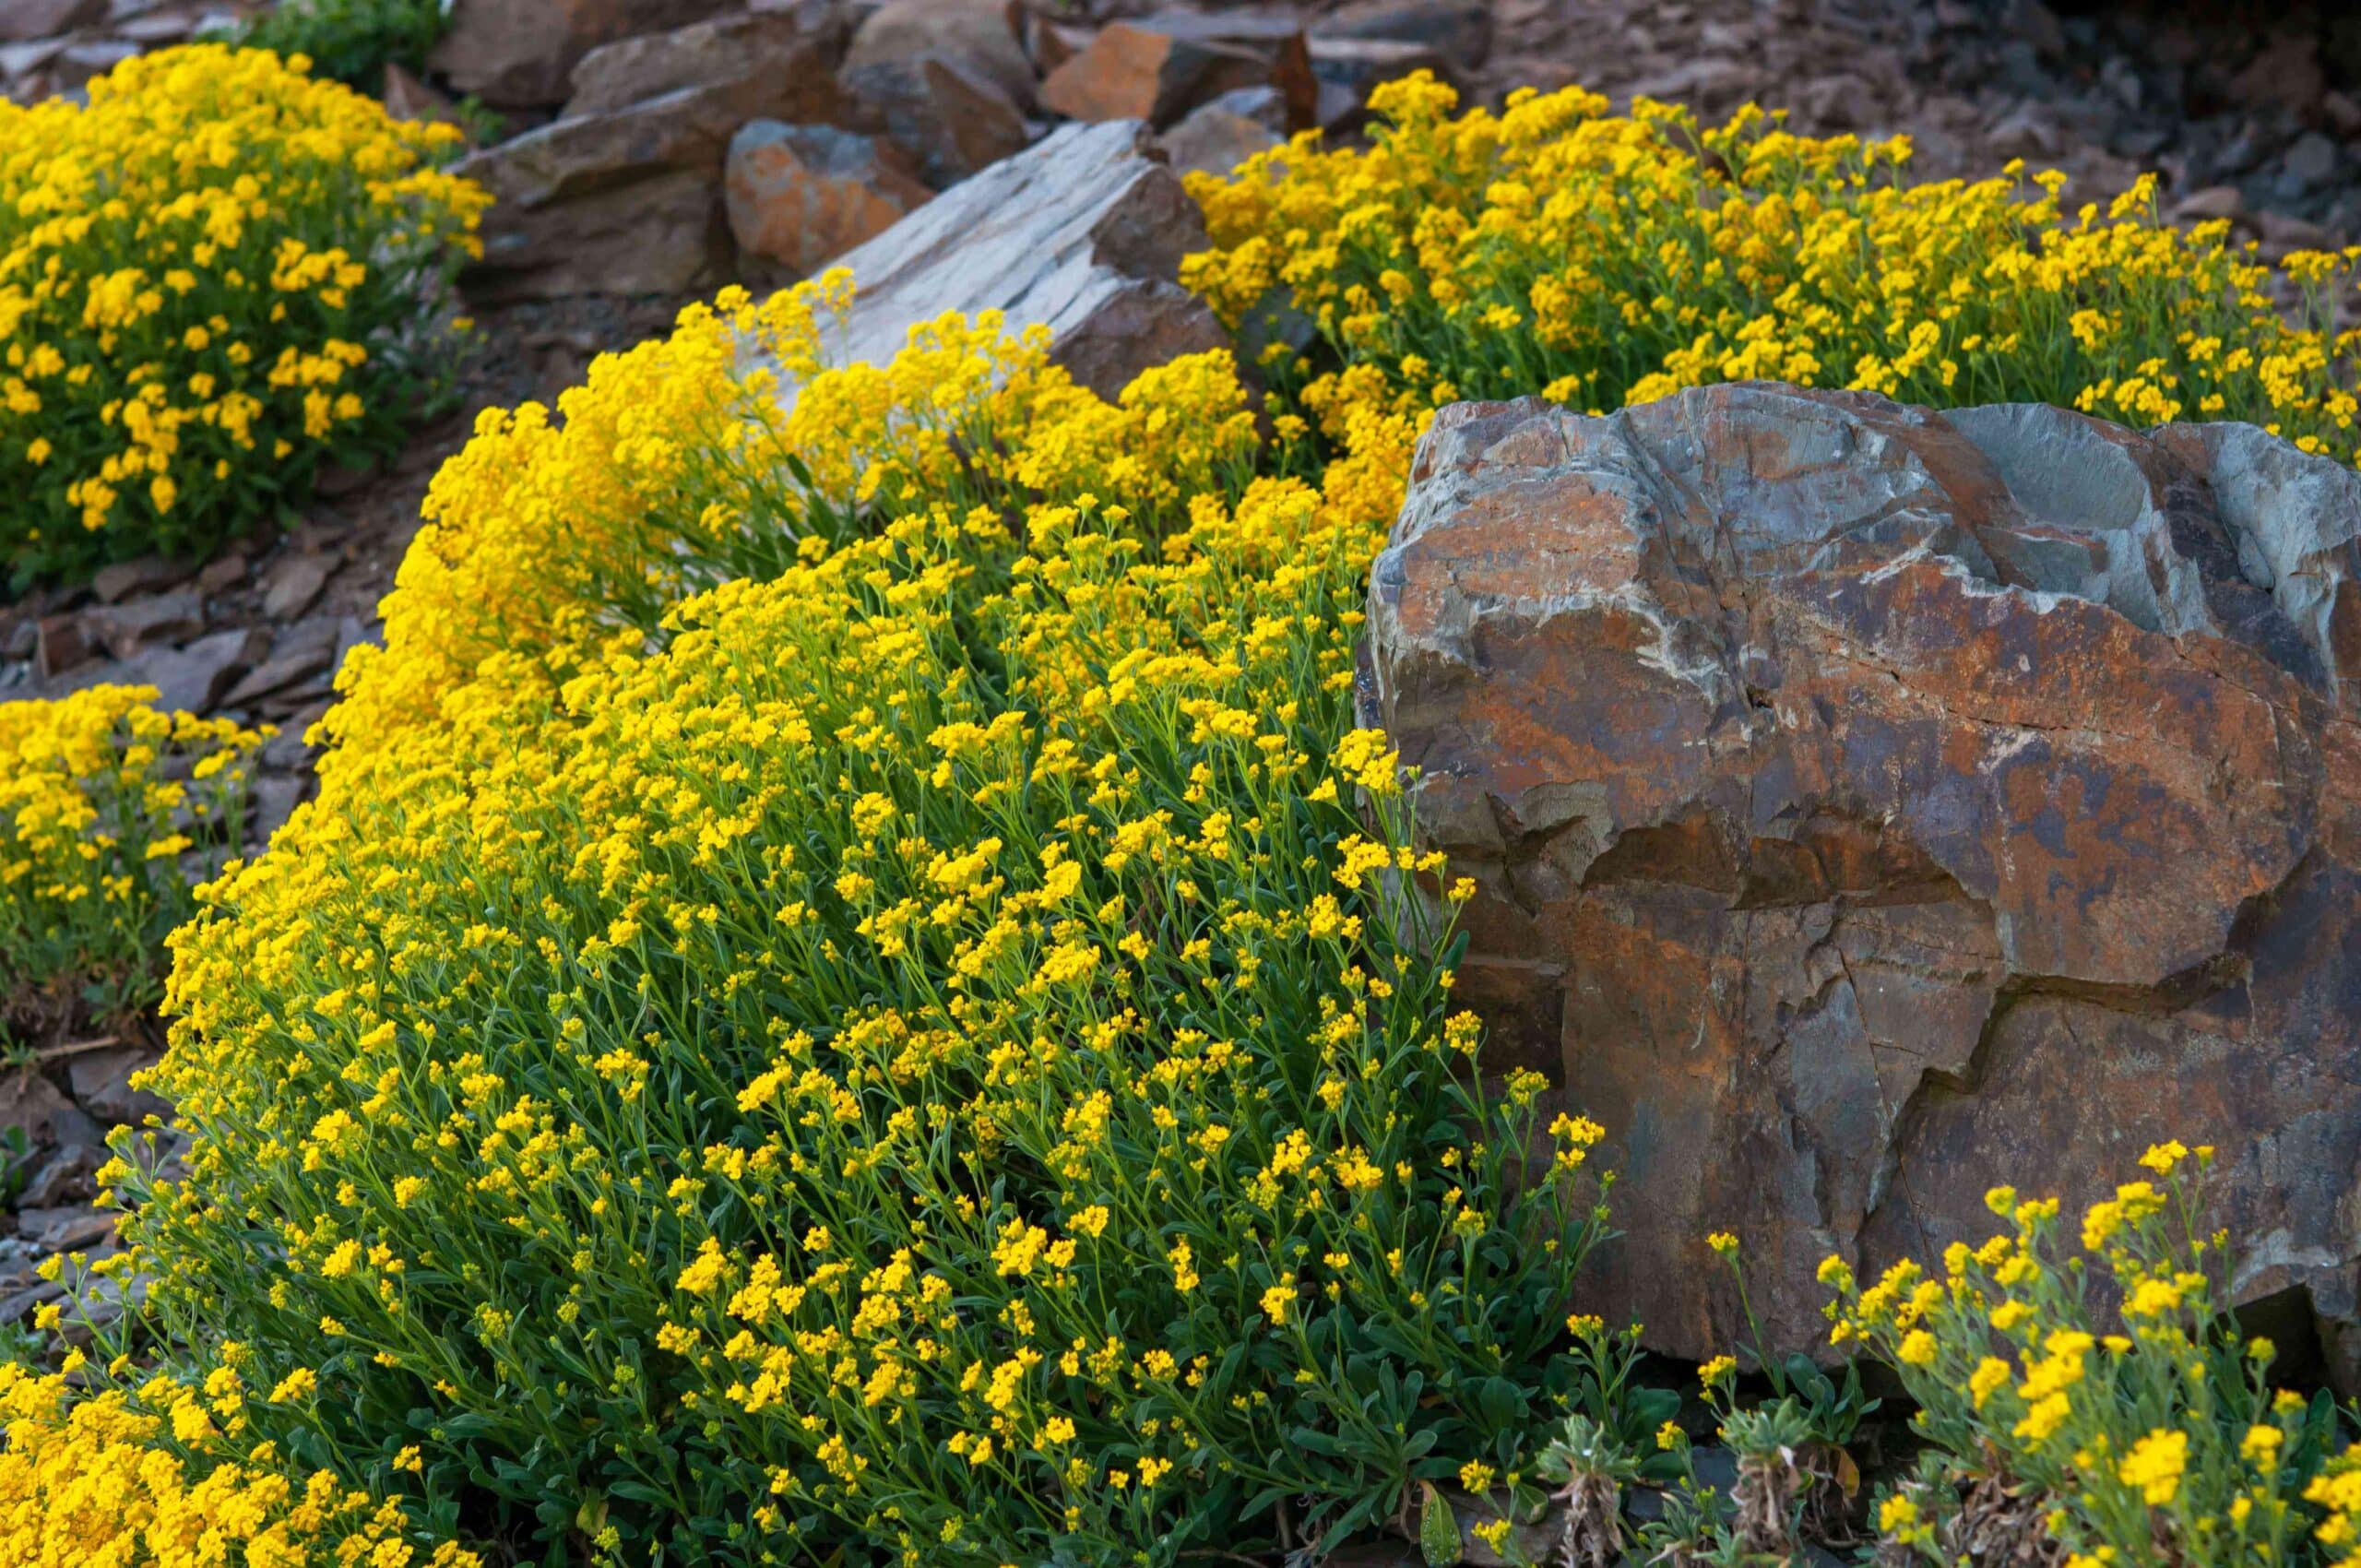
[97, 299, 1619, 1564]
[0, 685, 261, 1048]
[0, 43, 487, 588]
[1185, 75, 2361, 458]
[0, 1360, 478, 1567]
[42, 71, 2361, 1568]
[1825, 1143, 2351, 1568]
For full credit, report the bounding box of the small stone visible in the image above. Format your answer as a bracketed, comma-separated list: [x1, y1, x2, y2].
[82, 625, 271, 714]
[1041, 13, 1312, 131]
[111, 9, 188, 42]
[87, 588, 205, 659]
[2282, 132, 2341, 195]
[68, 1045, 168, 1125]
[0, 1073, 67, 1146]
[250, 773, 305, 841]
[1013, 10, 1090, 76]
[2258, 208, 2336, 254]
[430, 0, 738, 109]
[0, 1280, 65, 1326]
[1306, 34, 1446, 102]
[2168, 184, 2244, 223]
[381, 61, 459, 128]
[2230, 33, 2326, 119]
[725, 121, 933, 276]
[841, 51, 1030, 188]
[1311, 0, 1490, 70]
[0, 36, 66, 77]
[2327, 90, 2361, 141]
[18, 1146, 101, 1210]
[259, 723, 315, 773]
[1157, 97, 1281, 181]
[33, 613, 91, 681]
[16, 1206, 116, 1254]
[842, 0, 1034, 109]
[2000, 0, 2065, 58]
[564, 7, 854, 119]
[219, 619, 340, 707]
[46, 1102, 102, 1151]
[2, 615, 34, 660]
[196, 552, 248, 594]
[91, 554, 191, 603]
[332, 615, 373, 676]
[0, 0, 102, 43]
[1985, 101, 2062, 161]
[52, 38, 136, 87]
[260, 551, 338, 621]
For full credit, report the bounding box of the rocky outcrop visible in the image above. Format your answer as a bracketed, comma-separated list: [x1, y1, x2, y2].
[454, 7, 856, 300]
[1367, 385, 2361, 1385]
[776, 118, 1228, 402]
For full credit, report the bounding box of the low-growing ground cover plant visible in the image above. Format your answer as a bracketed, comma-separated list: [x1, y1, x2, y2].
[0, 685, 262, 1049]
[0, 1358, 481, 1567]
[1185, 74, 2361, 460]
[0, 43, 487, 588]
[1827, 1144, 2353, 1568]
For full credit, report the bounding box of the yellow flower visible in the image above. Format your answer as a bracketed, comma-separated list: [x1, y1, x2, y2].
[2118, 1429, 2188, 1505]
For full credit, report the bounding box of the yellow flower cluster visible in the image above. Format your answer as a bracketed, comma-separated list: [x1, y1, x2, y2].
[0, 43, 486, 585]
[0, 1359, 475, 1566]
[0, 684, 261, 1044]
[1823, 1144, 2335, 1568]
[1184, 73, 2361, 463]
[113, 301, 1608, 1563]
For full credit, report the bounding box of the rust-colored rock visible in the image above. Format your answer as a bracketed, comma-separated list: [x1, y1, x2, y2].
[725, 121, 932, 277]
[1041, 12, 1314, 130]
[1368, 385, 2361, 1386]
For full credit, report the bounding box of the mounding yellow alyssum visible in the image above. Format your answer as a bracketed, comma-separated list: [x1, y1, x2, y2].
[0, 42, 486, 586]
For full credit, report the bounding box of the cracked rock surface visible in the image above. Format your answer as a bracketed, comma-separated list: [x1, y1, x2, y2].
[1367, 384, 2361, 1384]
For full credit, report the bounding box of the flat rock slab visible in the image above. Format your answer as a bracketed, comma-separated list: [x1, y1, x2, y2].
[1368, 384, 2361, 1385]
[771, 118, 1228, 403]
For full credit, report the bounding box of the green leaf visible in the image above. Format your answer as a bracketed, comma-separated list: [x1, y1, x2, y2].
[1418, 1480, 1465, 1567]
